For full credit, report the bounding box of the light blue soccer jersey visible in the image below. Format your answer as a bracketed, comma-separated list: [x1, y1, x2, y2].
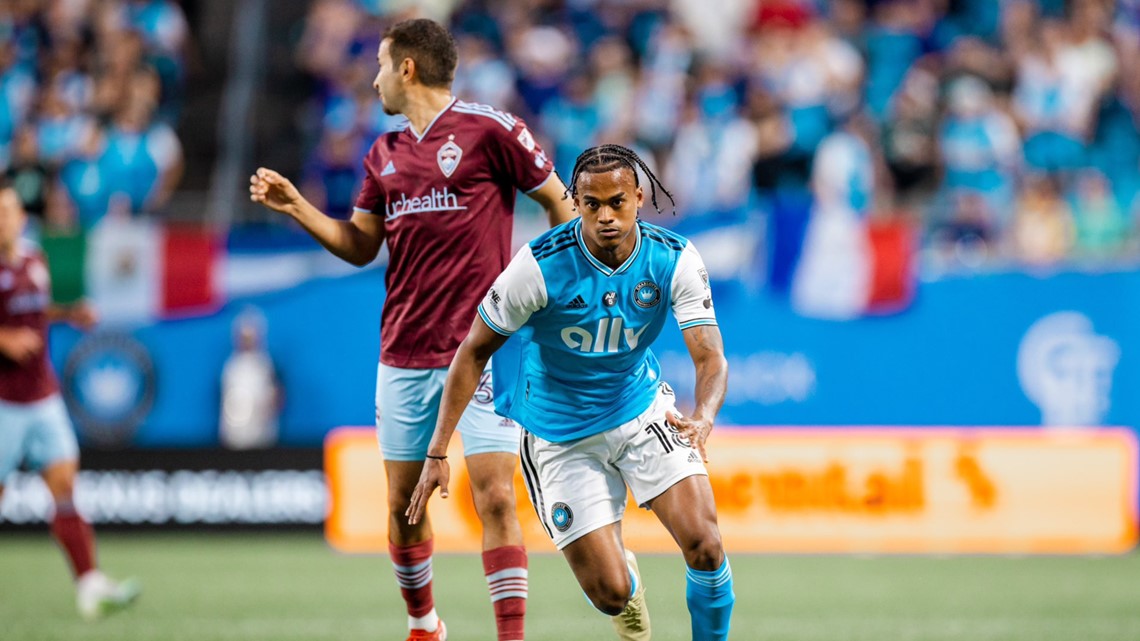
[478, 218, 716, 442]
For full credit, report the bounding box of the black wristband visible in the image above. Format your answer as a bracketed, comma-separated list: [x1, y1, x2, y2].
[425, 454, 447, 461]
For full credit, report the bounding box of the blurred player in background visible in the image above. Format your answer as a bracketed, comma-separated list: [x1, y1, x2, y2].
[408, 145, 734, 641]
[0, 181, 141, 620]
[249, 18, 575, 641]
[219, 307, 280, 450]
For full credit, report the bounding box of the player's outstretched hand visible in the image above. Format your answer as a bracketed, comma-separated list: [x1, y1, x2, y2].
[406, 459, 450, 526]
[0, 327, 44, 364]
[249, 168, 302, 215]
[68, 302, 99, 331]
[666, 410, 712, 463]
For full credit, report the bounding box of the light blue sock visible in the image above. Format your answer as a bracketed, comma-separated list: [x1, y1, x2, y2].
[583, 565, 636, 613]
[686, 556, 734, 641]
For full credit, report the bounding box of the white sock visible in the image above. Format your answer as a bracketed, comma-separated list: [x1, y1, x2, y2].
[76, 570, 107, 591]
[409, 608, 439, 631]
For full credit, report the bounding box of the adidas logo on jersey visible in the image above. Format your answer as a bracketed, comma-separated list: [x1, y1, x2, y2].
[381, 161, 396, 176]
[566, 295, 587, 309]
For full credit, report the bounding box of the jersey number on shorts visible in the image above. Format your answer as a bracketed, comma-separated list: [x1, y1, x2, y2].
[473, 372, 494, 405]
[644, 422, 691, 453]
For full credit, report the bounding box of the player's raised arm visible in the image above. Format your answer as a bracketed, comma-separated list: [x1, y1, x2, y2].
[46, 301, 98, 330]
[249, 167, 385, 267]
[406, 315, 509, 525]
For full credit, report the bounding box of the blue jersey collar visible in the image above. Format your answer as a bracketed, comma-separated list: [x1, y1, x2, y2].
[574, 219, 642, 277]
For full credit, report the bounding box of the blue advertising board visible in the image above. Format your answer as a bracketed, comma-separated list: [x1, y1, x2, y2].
[50, 269, 1138, 447]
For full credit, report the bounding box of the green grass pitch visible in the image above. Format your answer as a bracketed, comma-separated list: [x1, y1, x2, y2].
[1, 532, 1138, 641]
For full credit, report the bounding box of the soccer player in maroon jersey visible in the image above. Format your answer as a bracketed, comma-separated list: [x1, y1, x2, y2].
[0, 182, 141, 620]
[249, 18, 575, 641]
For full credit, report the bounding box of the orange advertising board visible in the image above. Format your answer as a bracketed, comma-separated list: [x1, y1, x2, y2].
[325, 427, 1138, 554]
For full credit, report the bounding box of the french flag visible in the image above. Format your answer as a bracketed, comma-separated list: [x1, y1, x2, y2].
[790, 206, 915, 320]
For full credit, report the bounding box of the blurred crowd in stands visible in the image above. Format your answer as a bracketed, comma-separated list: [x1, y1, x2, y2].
[296, 0, 1140, 273]
[5, 0, 1138, 279]
[0, 0, 187, 232]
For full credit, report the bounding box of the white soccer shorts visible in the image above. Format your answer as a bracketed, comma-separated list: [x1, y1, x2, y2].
[518, 382, 708, 549]
[375, 361, 520, 461]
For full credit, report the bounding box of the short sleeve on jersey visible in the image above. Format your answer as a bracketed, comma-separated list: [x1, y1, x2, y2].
[477, 246, 547, 336]
[671, 243, 717, 330]
[353, 143, 386, 215]
[490, 116, 555, 193]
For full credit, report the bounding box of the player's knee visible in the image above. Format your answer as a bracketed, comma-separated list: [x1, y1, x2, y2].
[682, 534, 725, 572]
[386, 487, 412, 516]
[472, 483, 516, 524]
[42, 472, 76, 500]
[585, 580, 631, 616]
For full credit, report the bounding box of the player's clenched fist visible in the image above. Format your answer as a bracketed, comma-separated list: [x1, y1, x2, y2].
[248, 168, 302, 214]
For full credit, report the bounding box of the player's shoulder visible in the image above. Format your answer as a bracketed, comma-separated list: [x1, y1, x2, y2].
[372, 125, 409, 152]
[637, 220, 688, 252]
[527, 219, 579, 262]
[450, 100, 524, 133]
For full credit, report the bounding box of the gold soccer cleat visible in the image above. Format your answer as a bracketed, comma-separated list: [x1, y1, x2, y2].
[611, 549, 651, 641]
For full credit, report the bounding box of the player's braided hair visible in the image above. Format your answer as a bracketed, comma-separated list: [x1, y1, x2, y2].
[566, 144, 675, 215]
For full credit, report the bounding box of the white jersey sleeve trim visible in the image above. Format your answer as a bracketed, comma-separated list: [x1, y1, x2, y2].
[477, 245, 547, 335]
[524, 170, 556, 194]
[671, 242, 717, 330]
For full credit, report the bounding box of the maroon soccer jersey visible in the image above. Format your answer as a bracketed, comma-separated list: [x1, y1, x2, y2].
[0, 246, 57, 403]
[354, 99, 555, 368]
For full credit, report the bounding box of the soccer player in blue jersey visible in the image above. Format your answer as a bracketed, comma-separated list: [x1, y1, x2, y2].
[407, 144, 734, 641]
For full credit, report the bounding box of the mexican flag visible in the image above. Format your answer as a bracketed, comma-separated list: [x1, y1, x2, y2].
[48, 217, 223, 325]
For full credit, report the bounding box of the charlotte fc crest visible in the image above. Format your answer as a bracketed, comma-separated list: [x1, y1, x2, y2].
[437, 135, 463, 177]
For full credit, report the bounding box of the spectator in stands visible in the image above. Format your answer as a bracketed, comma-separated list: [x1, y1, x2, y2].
[5, 128, 48, 220]
[862, 0, 928, 121]
[0, 39, 36, 172]
[938, 76, 1021, 229]
[34, 81, 97, 168]
[452, 33, 515, 109]
[124, 0, 190, 118]
[59, 126, 112, 230]
[1011, 174, 1074, 266]
[303, 128, 364, 220]
[1012, 15, 1114, 176]
[882, 63, 939, 205]
[541, 68, 603, 179]
[102, 70, 182, 215]
[589, 36, 636, 128]
[632, 20, 692, 154]
[1070, 169, 1130, 260]
[666, 64, 756, 219]
[274, 0, 1140, 280]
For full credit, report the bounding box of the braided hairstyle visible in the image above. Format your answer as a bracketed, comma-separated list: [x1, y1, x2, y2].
[565, 144, 675, 215]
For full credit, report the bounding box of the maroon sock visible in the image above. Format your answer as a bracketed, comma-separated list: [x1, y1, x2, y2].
[50, 502, 95, 579]
[389, 539, 435, 618]
[483, 546, 527, 641]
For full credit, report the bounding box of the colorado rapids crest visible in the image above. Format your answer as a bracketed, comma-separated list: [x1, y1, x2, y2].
[437, 135, 463, 177]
